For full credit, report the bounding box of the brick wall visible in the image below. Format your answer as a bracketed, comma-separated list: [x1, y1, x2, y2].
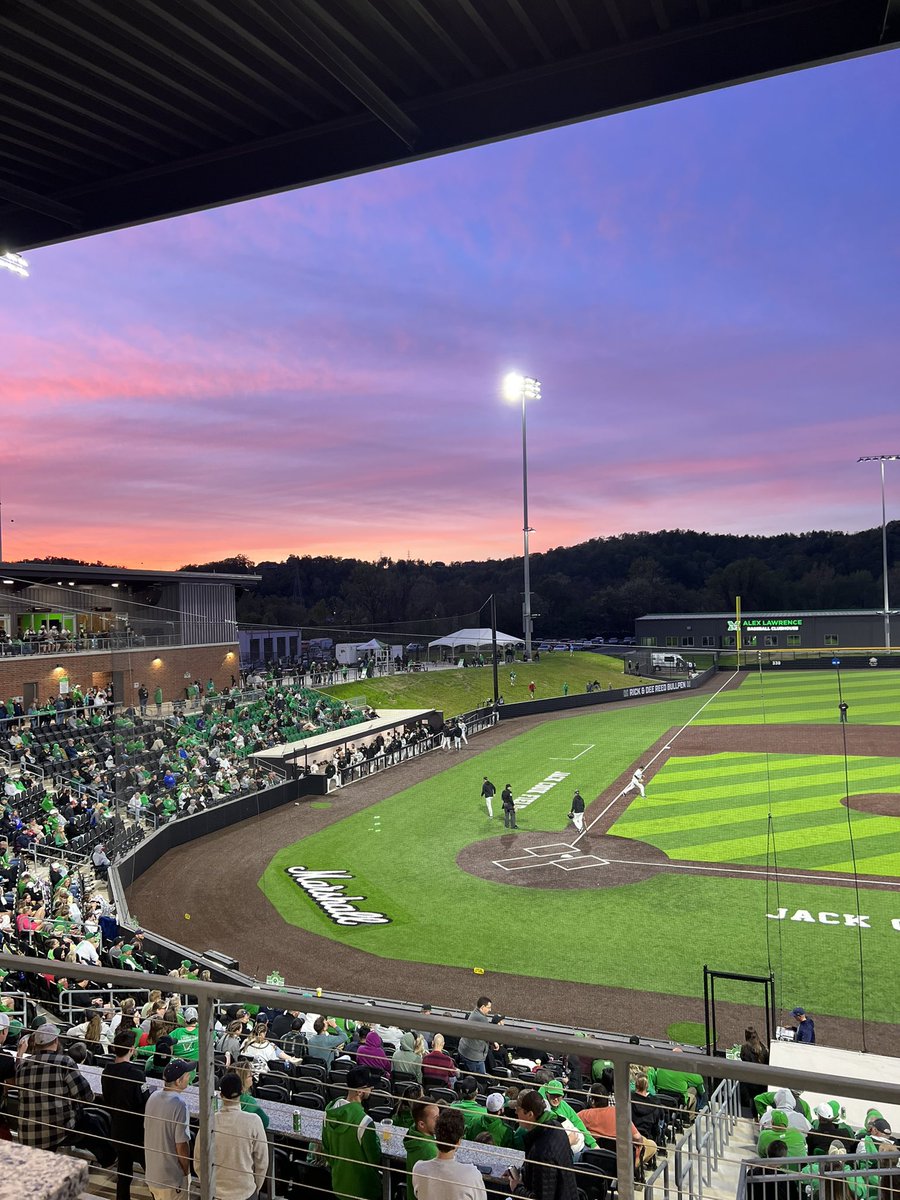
[0, 643, 240, 705]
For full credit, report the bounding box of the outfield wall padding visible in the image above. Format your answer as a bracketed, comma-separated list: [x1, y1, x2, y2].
[497, 667, 714, 720]
[110, 776, 321, 934]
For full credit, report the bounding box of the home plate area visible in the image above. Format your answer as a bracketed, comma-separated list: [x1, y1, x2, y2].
[456, 832, 669, 889]
[494, 842, 609, 871]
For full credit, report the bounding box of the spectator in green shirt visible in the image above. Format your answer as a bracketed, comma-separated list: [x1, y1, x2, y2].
[451, 1076, 487, 1136]
[170, 1008, 200, 1060]
[469, 1092, 517, 1148]
[234, 1064, 270, 1129]
[757, 1110, 808, 1159]
[403, 1100, 438, 1198]
[655, 1052, 707, 1115]
[539, 1079, 597, 1149]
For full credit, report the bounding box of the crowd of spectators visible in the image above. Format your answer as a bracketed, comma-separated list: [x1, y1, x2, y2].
[1, 919, 898, 1200]
[0, 965, 687, 1200]
[309, 719, 441, 788]
[0, 623, 150, 657]
[0, 679, 376, 841]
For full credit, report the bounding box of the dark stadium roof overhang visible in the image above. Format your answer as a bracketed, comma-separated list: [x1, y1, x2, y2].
[2, 0, 898, 253]
[0, 562, 260, 589]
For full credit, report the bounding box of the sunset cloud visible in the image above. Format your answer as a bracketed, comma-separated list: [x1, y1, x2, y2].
[0, 52, 897, 570]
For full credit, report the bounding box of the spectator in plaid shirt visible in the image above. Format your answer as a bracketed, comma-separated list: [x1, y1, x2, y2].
[16, 1022, 116, 1164]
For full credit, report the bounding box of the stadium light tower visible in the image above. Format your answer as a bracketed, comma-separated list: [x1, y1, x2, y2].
[857, 454, 900, 650]
[503, 372, 541, 660]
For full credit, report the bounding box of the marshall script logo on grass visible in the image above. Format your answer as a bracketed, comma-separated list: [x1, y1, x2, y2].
[285, 866, 390, 926]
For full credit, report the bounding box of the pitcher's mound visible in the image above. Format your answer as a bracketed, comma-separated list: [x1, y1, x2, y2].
[842, 793, 900, 817]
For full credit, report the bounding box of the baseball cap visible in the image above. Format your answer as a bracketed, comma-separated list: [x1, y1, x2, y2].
[871, 1118, 892, 1135]
[816, 1103, 834, 1120]
[790, 1007, 806, 1017]
[0, 1013, 9, 1030]
[184, 1007, 198, 1022]
[32, 1023, 60, 1047]
[486, 1093, 505, 1114]
[545, 1080, 564, 1096]
[457, 1076, 478, 1095]
[219, 1073, 243, 1100]
[163, 1059, 193, 1083]
[770, 1111, 789, 1128]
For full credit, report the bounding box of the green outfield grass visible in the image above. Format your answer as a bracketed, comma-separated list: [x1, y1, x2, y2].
[696, 667, 900, 725]
[318, 651, 652, 717]
[611, 751, 900, 875]
[258, 671, 900, 1028]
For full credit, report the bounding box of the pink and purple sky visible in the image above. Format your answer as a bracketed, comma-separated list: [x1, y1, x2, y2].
[3, 50, 899, 570]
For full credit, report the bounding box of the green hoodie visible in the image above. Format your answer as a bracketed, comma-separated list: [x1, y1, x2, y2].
[392, 1033, 422, 1083]
[757, 1126, 808, 1159]
[450, 1098, 487, 1137]
[322, 1097, 382, 1200]
[469, 1111, 517, 1148]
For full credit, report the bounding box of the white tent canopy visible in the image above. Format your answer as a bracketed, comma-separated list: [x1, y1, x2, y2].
[428, 627, 522, 649]
[356, 638, 386, 651]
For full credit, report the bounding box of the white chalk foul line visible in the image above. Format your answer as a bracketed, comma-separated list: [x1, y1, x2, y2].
[550, 743, 595, 761]
[580, 853, 900, 890]
[570, 669, 742, 850]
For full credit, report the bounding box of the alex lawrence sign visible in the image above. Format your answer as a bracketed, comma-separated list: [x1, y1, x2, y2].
[727, 618, 803, 631]
[285, 866, 390, 926]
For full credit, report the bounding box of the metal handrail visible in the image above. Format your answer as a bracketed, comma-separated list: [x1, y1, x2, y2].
[737, 1148, 900, 1198]
[2, 953, 900, 1200]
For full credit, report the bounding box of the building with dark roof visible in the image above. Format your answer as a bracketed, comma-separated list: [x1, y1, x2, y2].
[0, 562, 259, 707]
[635, 609, 894, 652]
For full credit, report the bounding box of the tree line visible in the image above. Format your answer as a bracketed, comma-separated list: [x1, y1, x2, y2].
[179, 523, 900, 641]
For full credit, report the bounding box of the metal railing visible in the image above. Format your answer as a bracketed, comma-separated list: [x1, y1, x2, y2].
[644, 1075, 741, 1199]
[3, 953, 900, 1200]
[0, 631, 188, 657]
[736, 1148, 900, 1197]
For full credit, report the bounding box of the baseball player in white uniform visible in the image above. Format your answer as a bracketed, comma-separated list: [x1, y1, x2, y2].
[624, 767, 646, 798]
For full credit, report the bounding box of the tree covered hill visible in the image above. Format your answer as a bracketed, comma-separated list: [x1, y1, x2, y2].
[181, 524, 900, 640]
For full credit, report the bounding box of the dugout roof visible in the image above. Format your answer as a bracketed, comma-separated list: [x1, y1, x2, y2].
[2, 0, 898, 253]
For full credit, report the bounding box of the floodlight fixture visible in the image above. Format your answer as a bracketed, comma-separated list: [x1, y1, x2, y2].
[503, 372, 541, 403]
[0, 251, 29, 278]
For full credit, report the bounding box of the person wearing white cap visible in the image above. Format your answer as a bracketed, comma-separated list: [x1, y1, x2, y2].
[469, 1092, 516, 1147]
[15, 1021, 116, 1164]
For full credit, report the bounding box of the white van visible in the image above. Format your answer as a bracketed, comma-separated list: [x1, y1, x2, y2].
[651, 652, 694, 672]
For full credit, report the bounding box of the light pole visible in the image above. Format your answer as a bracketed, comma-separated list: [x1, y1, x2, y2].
[503, 372, 541, 660]
[857, 455, 899, 650]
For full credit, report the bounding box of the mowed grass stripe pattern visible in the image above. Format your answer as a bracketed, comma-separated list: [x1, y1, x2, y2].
[611, 751, 900, 875]
[695, 669, 900, 726]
